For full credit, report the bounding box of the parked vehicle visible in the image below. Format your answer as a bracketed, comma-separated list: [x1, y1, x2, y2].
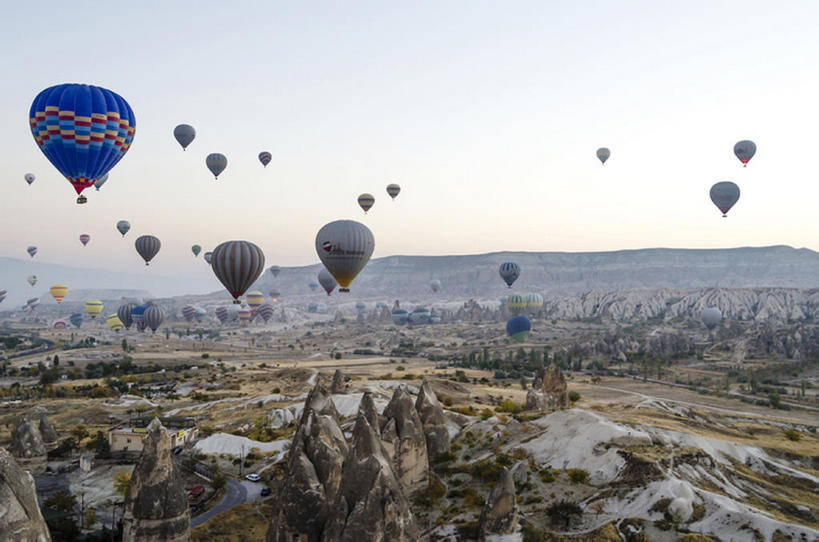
[245, 473, 261, 482]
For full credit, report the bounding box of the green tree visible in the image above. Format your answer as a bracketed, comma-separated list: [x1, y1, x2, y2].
[71, 425, 89, 445]
[212, 471, 227, 492]
[53, 354, 60, 366]
[121, 338, 128, 352]
[84, 507, 97, 529]
[43, 491, 79, 540]
[768, 392, 781, 409]
[113, 470, 131, 497]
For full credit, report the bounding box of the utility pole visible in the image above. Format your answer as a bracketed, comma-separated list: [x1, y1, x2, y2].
[239, 444, 244, 477]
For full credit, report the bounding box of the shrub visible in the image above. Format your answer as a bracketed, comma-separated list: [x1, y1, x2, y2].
[496, 400, 520, 414]
[568, 391, 581, 402]
[783, 429, 802, 442]
[546, 500, 582, 528]
[566, 468, 589, 484]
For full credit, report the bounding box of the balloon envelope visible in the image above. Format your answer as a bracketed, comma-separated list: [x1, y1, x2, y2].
[29, 83, 135, 203]
[215, 306, 229, 324]
[174, 124, 196, 150]
[131, 305, 147, 331]
[357, 193, 375, 213]
[701, 307, 722, 329]
[80, 234, 90, 246]
[499, 262, 520, 288]
[85, 300, 103, 318]
[206, 153, 227, 179]
[733, 140, 756, 166]
[49, 285, 68, 303]
[507, 315, 531, 342]
[315, 220, 374, 292]
[710, 182, 740, 217]
[27, 275, 37, 286]
[117, 303, 136, 329]
[210, 240, 265, 303]
[135, 235, 161, 265]
[257, 303, 274, 322]
[386, 183, 401, 199]
[94, 173, 109, 190]
[204, 252, 213, 264]
[318, 268, 337, 296]
[181, 305, 196, 322]
[596, 147, 610, 164]
[27, 246, 37, 258]
[24, 173, 35, 185]
[391, 309, 409, 325]
[430, 279, 441, 293]
[269, 265, 281, 277]
[192, 245, 202, 257]
[70, 313, 83, 328]
[524, 293, 543, 313]
[116, 220, 130, 237]
[506, 294, 527, 315]
[246, 291, 264, 309]
[258, 151, 272, 167]
[106, 313, 123, 331]
[144, 305, 164, 333]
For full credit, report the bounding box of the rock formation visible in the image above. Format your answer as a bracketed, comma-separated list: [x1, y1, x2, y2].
[7, 419, 47, 474]
[359, 391, 381, 430]
[478, 467, 518, 540]
[524, 387, 547, 411]
[322, 414, 418, 541]
[0, 449, 51, 541]
[381, 387, 429, 491]
[331, 369, 346, 394]
[37, 416, 58, 451]
[414, 381, 450, 462]
[268, 384, 348, 542]
[121, 418, 191, 542]
[534, 364, 569, 409]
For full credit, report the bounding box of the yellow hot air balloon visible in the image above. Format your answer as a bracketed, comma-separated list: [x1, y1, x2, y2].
[245, 291, 264, 310]
[85, 300, 104, 319]
[49, 285, 68, 304]
[505, 294, 527, 315]
[106, 313, 124, 332]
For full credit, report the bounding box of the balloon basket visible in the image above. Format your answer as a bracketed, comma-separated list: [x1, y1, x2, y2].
[77, 195, 87, 204]
[339, 288, 350, 293]
[233, 300, 241, 304]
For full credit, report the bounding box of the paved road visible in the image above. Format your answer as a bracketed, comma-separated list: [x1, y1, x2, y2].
[190, 479, 266, 528]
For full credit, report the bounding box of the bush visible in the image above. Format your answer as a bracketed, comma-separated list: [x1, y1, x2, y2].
[783, 429, 802, 442]
[546, 500, 582, 528]
[496, 400, 520, 414]
[568, 391, 581, 402]
[567, 468, 589, 484]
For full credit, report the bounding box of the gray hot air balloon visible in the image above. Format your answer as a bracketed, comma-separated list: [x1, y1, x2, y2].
[709, 182, 740, 217]
[210, 240, 265, 303]
[701, 307, 722, 329]
[269, 265, 281, 277]
[733, 140, 756, 167]
[206, 153, 228, 179]
[204, 251, 213, 264]
[135, 235, 161, 265]
[258, 151, 272, 167]
[117, 303, 136, 329]
[27, 246, 37, 258]
[318, 268, 337, 296]
[315, 220, 374, 293]
[498, 262, 520, 288]
[174, 124, 196, 150]
[94, 173, 109, 190]
[430, 279, 441, 293]
[24, 173, 35, 185]
[116, 220, 131, 237]
[144, 305, 164, 333]
[596, 147, 611, 164]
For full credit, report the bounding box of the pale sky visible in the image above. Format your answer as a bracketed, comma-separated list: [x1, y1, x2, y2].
[1, 1, 817, 279]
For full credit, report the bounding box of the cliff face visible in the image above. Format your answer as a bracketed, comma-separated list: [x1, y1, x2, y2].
[7, 419, 47, 475]
[121, 418, 191, 542]
[0, 449, 51, 542]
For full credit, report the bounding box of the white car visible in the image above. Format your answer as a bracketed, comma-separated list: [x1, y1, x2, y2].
[245, 474, 261, 482]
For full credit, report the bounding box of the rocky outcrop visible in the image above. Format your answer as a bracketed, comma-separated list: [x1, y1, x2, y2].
[323, 414, 418, 541]
[381, 387, 429, 491]
[478, 467, 518, 540]
[0, 449, 51, 541]
[268, 384, 348, 542]
[331, 369, 346, 394]
[525, 388, 548, 411]
[359, 392, 381, 430]
[414, 381, 450, 462]
[37, 416, 58, 451]
[534, 364, 569, 409]
[121, 418, 190, 542]
[7, 419, 47, 475]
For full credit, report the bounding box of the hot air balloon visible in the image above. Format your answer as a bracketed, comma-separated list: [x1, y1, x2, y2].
[204, 252, 213, 264]
[710, 182, 740, 217]
[318, 268, 337, 296]
[24, 173, 35, 186]
[430, 279, 441, 293]
[70, 313, 83, 328]
[499, 262, 520, 288]
[116, 220, 131, 237]
[409, 307, 430, 324]
[355, 301, 367, 313]
[391, 309, 409, 325]
[315, 220, 374, 293]
[733, 140, 756, 167]
[258, 151, 272, 167]
[210, 240, 265, 303]
[357, 194, 375, 213]
[596, 147, 611, 164]
[308, 282, 319, 293]
[85, 300, 103, 319]
[256, 303, 274, 322]
[27, 275, 37, 286]
[174, 124, 196, 150]
[269, 288, 281, 301]
[26, 297, 39, 307]
[237, 307, 251, 324]
[246, 291, 264, 311]
[94, 173, 109, 190]
[29, 84, 136, 204]
[27, 301, 40, 311]
[131, 305, 147, 331]
[0, 290, 6, 304]
[269, 265, 281, 277]
[386, 183, 400, 200]
[49, 285, 68, 304]
[506, 294, 527, 315]
[701, 307, 722, 329]
[206, 153, 227, 179]
[106, 313, 124, 332]
[181, 305, 196, 322]
[117, 303, 136, 329]
[52, 319, 67, 330]
[80, 234, 90, 246]
[195, 307, 207, 320]
[524, 293, 543, 313]
[135, 235, 161, 265]
[144, 305, 164, 333]
[215, 306, 229, 324]
[27, 246, 37, 258]
[506, 315, 531, 342]
[192, 245, 202, 257]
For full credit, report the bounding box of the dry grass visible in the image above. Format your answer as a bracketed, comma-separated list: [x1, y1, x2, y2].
[192, 498, 274, 542]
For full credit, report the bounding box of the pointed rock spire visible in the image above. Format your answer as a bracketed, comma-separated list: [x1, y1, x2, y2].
[381, 387, 429, 490]
[478, 467, 518, 540]
[415, 380, 451, 462]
